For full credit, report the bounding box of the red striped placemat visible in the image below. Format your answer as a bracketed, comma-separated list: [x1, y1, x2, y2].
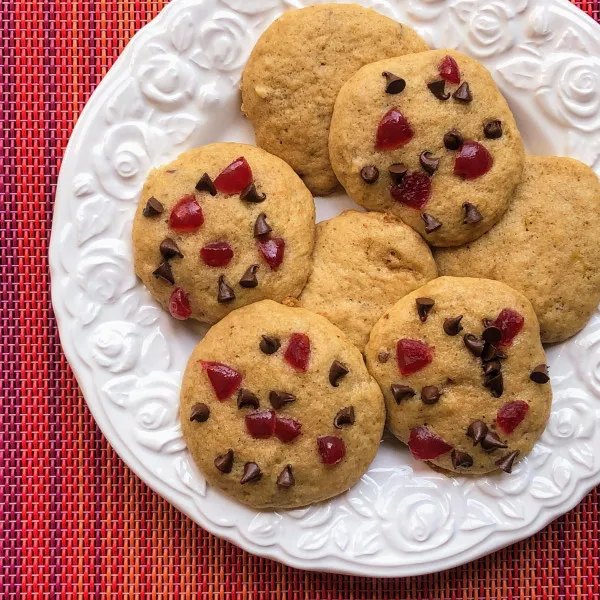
[2, 0, 599, 597]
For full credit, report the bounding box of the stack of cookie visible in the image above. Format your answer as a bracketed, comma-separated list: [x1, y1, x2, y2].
[131, 4, 600, 509]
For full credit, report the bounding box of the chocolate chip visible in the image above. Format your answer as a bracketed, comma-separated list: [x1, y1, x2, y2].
[444, 129, 464, 150]
[269, 390, 295, 410]
[484, 371, 503, 398]
[329, 361, 349, 387]
[239, 264, 259, 288]
[333, 406, 355, 429]
[277, 464, 295, 489]
[190, 403, 210, 423]
[378, 350, 390, 363]
[428, 79, 450, 101]
[240, 462, 262, 484]
[214, 449, 234, 474]
[421, 385, 441, 405]
[482, 326, 502, 345]
[152, 261, 174, 285]
[416, 297, 435, 322]
[360, 165, 379, 184]
[483, 359, 501, 378]
[480, 431, 507, 452]
[496, 349, 508, 360]
[217, 275, 235, 303]
[389, 163, 408, 184]
[453, 82, 472, 103]
[467, 420, 488, 446]
[237, 389, 260, 410]
[482, 318, 494, 328]
[195, 173, 217, 196]
[240, 183, 266, 203]
[464, 334, 485, 357]
[530, 364, 550, 384]
[143, 197, 164, 217]
[481, 343, 498, 362]
[422, 213, 442, 234]
[382, 71, 406, 94]
[419, 151, 440, 176]
[495, 450, 520, 473]
[391, 384, 415, 404]
[484, 120, 503, 139]
[254, 212, 272, 237]
[260, 335, 280, 355]
[443, 315, 463, 336]
[451, 450, 474, 469]
[160, 238, 183, 259]
[463, 202, 483, 224]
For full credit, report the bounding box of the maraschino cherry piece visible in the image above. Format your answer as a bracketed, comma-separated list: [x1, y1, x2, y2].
[497, 401, 529, 434]
[214, 157, 253, 194]
[375, 108, 414, 151]
[493, 308, 525, 346]
[284, 333, 311, 372]
[200, 361, 242, 401]
[390, 172, 432, 209]
[438, 55, 461, 84]
[317, 436, 346, 465]
[454, 141, 493, 180]
[168, 288, 192, 320]
[408, 426, 453, 460]
[245, 410, 276, 439]
[169, 195, 204, 232]
[396, 339, 433, 375]
[200, 241, 234, 267]
[274, 416, 302, 443]
[258, 237, 285, 270]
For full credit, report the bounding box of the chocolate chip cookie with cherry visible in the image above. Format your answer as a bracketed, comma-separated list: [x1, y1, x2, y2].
[180, 300, 385, 509]
[132, 143, 315, 324]
[329, 49, 525, 247]
[365, 277, 551, 475]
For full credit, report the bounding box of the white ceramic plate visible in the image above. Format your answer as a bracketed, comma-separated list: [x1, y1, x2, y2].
[50, 0, 600, 577]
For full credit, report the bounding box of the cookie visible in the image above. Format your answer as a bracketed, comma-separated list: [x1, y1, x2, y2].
[241, 4, 428, 196]
[180, 300, 385, 509]
[435, 155, 600, 343]
[365, 277, 551, 475]
[132, 143, 315, 324]
[329, 49, 525, 246]
[299, 210, 437, 351]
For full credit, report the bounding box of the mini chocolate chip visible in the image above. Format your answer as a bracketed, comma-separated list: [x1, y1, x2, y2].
[451, 450, 474, 469]
[421, 385, 441, 405]
[214, 450, 234, 474]
[467, 420, 488, 446]
[453, 82, 472, 103]
[360, 165, 379, 184]
[496, 349, 508, 360]
[240, 183, 266, 203]
[530, 364, 550, 384]
[160, 238, 183, 259]
[495, 450, 519, 473]
[483, 359, 501, 378]
[464, 334, 485, 357]
[217, 275, 235, 303]
[277, 464, 295, 489]
[444, 129, 464, 150]
[254, 212, 272, 237]
[443, 315, 464, 336]
[378, 350, 390, 363]
[237, 389, 260, 410]
[416, 297, 435, 322]
[422, 213, 442, 234]
[480, 431, 507, 452]
[482, 318, 494, 328]
[190, 403, 210, 423]
[482, 326, 502, 345]
[152, 261, 174, 285]
[260, 335, 280, 355]
[269, 390, 295, 410]
[240, 462, 262, 484]
[329, 361, 349, 387]
[463, 202, 483, 224]
[391, 384, 415, 404]
[239, 265, 260, 288]
[143, 197, 164, 217]
[389, 163, 408, 184]
[382, 71, 406, 94]
[484, 371, 503, 398]
[195, 173, 217, 196]
[420, 151, 440, 176]
[481, 343, 498, 362]
[484, 119, 503, 139]
[428, 79, 450, 101]
[333, 406, 355, 429]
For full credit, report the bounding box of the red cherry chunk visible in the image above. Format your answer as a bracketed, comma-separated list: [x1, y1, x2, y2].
[391, 172, 432, 209]
[200, 361, 242, 401]
[396, 339, 433, 375]
[497, 401, 529, 434]
[245, 410, 277, 439]
[284, 333, 311, 372]
[438, 55, 461, 84]
[214, 157, 253, 194]
[492, 308, 525, 346]
[454, 141, 493, 180]
[274, 416, 302, 443]
[257, 237, 285, 270]
[168, 287, 192, 320]
[408, 426, 453, 460]
[375, 108, 414, 151]
[169, 195, 204, 232]
[317, 436, 346, 465]
[200, 241, 233, 267]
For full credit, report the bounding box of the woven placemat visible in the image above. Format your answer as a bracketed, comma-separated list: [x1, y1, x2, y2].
[2, 0, 599, 597]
